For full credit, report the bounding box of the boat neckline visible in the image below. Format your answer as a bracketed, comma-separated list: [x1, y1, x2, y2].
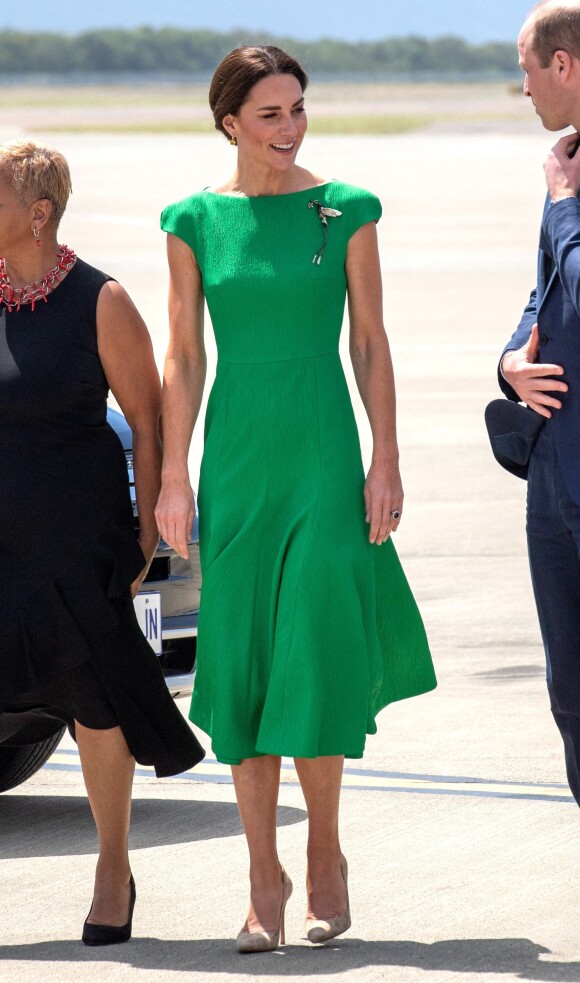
[202, 181, 336, 200]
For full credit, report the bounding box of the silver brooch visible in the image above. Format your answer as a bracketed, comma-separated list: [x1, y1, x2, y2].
[308, 200, 342, 265]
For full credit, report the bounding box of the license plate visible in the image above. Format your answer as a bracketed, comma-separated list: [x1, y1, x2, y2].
[134, 592, 162, 655]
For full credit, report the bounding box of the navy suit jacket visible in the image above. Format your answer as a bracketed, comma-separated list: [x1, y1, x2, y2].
[500, 194, 580, 502]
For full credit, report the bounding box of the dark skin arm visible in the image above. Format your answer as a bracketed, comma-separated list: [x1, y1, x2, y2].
[96, 280, 162, 596]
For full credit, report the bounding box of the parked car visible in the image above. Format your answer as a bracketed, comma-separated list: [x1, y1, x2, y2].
[0, 406, 200, 793]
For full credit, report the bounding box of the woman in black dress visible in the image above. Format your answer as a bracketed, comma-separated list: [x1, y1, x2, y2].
[0, 141, 204, 944]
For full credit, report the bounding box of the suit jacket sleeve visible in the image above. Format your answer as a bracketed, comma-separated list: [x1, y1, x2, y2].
[497, 288, 538, 401]
[542, 195, 580, 318]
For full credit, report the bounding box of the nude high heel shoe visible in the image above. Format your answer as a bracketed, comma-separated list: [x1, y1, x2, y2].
[305, 854, 351, 944]
[236, 867, 293, 953]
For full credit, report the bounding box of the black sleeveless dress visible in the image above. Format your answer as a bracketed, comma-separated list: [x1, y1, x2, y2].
[0, 258, 204, 777]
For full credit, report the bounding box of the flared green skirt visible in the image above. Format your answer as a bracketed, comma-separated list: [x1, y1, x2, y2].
[190, 353, 435, 765]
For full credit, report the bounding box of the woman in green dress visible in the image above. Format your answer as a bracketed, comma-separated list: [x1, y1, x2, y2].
[156, 46, 436, 952]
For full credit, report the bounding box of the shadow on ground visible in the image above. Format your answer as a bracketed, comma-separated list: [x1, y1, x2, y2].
[0, 937, 576, 980]
[0, 797, 306, 858]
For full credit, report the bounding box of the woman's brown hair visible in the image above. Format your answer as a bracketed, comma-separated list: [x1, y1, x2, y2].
[209, 46, 308, 138]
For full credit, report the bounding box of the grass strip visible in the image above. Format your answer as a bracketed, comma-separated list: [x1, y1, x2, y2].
[31, 114, 432, 135]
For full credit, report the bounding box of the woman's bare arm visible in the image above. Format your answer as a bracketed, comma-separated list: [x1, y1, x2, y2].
[97, 281, 162, 593]
[346, 221, 402, 546]
[154, 233, 206, 559]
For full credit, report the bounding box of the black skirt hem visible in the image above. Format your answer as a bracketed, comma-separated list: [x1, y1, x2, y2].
[3, 594, 205, 779]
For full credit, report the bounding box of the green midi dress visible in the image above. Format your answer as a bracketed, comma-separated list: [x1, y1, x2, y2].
[161, 181, 436, 765]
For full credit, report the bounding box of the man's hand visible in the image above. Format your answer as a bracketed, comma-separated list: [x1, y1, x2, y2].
[501, 324, 567, 418]
[544, 133, 580, 201]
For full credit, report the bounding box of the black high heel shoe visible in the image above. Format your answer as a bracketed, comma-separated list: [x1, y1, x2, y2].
[82, 874, 136, 946]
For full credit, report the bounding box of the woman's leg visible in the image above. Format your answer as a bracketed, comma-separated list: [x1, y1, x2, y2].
[231, 755, 285, 933]
[76, 722, 135, 926]
[294, 755, 348, 920]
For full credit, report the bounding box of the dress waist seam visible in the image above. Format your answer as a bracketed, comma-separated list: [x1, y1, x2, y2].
[217, 351, 338, 367]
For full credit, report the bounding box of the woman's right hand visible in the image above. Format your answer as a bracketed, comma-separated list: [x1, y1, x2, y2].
[154, 475, 196, 560]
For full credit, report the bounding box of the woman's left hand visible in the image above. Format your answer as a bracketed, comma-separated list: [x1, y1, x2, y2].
[364, 463, 403, 545]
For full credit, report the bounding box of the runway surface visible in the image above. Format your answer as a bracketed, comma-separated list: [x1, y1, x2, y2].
[1, 126, 579, 983]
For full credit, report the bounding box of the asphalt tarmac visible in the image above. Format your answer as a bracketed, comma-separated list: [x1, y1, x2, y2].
[1, 128, 579, 983]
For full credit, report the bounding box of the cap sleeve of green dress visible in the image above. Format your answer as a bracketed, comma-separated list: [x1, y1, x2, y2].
[329, 183, 382, 241]
[160, 193, 206, 263]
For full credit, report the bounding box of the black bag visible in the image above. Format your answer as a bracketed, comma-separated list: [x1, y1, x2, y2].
[484, 399, 545, 480]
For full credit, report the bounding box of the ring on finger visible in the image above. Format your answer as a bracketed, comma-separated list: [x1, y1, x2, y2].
[390, 509, 401, 520]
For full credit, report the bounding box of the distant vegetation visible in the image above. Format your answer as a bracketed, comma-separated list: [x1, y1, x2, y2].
[0, 28, 518, 76]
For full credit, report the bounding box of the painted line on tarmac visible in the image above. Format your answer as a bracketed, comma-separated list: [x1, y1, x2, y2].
[44, 750, 573, 803]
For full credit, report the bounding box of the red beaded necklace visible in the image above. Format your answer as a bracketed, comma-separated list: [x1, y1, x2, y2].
[0, 245, 77, 313]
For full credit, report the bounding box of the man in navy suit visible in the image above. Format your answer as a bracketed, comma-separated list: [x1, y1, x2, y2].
[500, 0, 580, 804]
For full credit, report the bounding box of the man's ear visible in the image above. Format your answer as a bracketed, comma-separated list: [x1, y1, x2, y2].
[554, 48, 573, 78]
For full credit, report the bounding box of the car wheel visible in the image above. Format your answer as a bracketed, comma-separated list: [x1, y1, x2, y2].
[0, 728, 65, 793]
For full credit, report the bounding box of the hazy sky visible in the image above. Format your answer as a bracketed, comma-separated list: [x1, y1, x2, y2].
[5, 0, 532, 43]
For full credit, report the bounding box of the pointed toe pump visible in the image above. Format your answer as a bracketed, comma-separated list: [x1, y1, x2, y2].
[82, 875, 136, 946]
[305, 854, 351, 944]
[236, 867, 293, 953]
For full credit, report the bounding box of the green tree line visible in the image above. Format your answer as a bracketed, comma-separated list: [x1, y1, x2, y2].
[0, 28, 518, 75]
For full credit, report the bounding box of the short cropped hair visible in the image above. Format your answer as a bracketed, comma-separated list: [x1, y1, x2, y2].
[0, 140, 72, 226]
[209, 45, 308, 139]
[530, 1, 580, 67]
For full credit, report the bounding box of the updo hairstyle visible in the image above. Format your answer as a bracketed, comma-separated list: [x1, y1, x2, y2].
[209, 45, 309, 139]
